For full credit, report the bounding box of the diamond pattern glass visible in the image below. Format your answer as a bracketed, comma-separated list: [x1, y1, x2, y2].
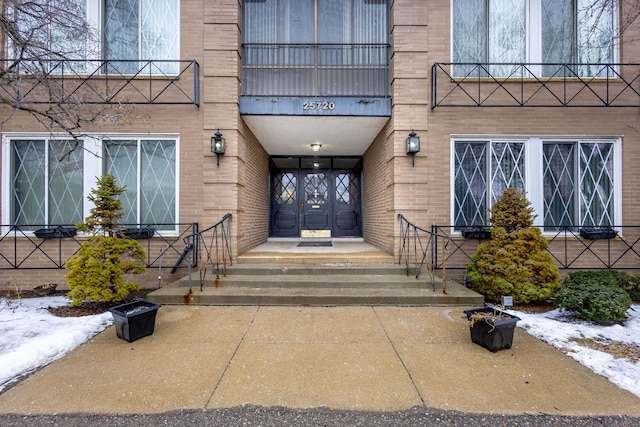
[490, 141, 525, 203]
[488, 0, 526, 77]
[141, 140, 176, 228]
[335, 173, 358, 205]
[304, 173, 328, 204]
[542, 0, 573, 77]
[48, 140, 83, 225]
[452, 0, 486, 77]
[12, 141, 46, 227]
[274, 173, 297, 204]
[543, 143, 575, 230]
[105, 0, 178, 74]
[580, 142, 614, 226]
[454, 143, 488, 227]
[105, 140, 138, 225]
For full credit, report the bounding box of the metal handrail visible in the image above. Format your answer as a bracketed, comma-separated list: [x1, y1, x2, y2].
[431, 62, 640, 107]
[0, 59, 200, 105]
[182, 213, 233, 292]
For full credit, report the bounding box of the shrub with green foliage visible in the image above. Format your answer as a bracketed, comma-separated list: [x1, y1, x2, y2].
[466, 187, 561, 304]
[552, 271, 632, 322]
[65, 174, 146, 307]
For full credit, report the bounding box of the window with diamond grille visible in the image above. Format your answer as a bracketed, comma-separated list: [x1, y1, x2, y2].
[454, 140, 524, 228]
[105, 139, 177, 229]
[455, 138, 617, 231]
[11, 139, 84, 228]
[452, 0, 616, 78]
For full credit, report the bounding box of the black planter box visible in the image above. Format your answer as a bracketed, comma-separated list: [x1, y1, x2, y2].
[34, 226, 77, 239]
[109, 300, 160, 342]
[579, 227, 618, 240]
[461, 227, 491, 239]
[463, 307, 521, 352]
[121, 227, 155, 239]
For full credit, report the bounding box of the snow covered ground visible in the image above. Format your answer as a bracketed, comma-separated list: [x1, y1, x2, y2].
[0, 296, 639, 398]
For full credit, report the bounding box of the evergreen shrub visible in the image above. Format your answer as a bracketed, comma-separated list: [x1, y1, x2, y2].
[466, 188, 561, 304]
[552, 271, 632, 322]
[65, 175, 146, 307]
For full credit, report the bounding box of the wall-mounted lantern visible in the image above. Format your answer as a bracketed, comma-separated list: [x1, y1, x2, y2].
[406, 129, 420, 167]
[310, 143, 322, 152]
[211, 129, 225, 167]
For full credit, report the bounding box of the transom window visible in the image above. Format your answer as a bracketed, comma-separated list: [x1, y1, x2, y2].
[453, 137, 619, 231]
[452, 0, 616, 77]
[3, 136, 178, 232]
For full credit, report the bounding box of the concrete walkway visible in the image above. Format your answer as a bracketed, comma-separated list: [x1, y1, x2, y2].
[0, 305, 639, 416]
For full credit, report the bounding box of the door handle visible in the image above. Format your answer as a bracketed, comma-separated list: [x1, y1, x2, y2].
[301, 201, 304, 213]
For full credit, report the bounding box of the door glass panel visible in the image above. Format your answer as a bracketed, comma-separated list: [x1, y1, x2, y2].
[304, 173, 328, 205]
[274, 172, 297, 204]
[336, 173, 358, 205]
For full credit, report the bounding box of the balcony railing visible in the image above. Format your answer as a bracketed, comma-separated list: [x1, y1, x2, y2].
[431, 63, 640, 108]
[0, 59, 200, 106]
[242, 43, 389, 97]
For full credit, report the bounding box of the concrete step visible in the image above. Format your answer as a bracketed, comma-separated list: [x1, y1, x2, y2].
[223, 263, 411, 276]
[148, 285, 483, 306]
[147, 263, 484, 306]
[236, 252, 395, 264]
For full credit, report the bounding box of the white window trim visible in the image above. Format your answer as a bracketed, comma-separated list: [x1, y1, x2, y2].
[450, 135, 622, 235]
[2, 133, 180, 235]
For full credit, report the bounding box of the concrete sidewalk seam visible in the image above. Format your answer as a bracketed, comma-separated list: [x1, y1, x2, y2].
[372, 307, 426, 406]
[205, 306, 259, 408]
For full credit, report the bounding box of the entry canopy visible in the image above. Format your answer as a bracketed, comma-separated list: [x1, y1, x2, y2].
[244, 115, 388, 156]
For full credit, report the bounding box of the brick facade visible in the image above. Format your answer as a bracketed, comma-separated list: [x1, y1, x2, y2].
[1, 0, 640, 289]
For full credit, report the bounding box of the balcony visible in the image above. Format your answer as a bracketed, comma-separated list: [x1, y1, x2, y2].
[0, 59, 200, 106]
[431, 63, 640, 108]
[242, 43, 389, 98]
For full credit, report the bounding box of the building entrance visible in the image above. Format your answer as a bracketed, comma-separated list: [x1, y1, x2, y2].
[270, 157, 362, 238]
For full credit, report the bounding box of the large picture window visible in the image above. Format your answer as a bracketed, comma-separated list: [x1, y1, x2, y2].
[454, 138, 618, 231]
[452, 0, 616, 77]
[9, 0, 179, 75]
[3, 136, 178, 232]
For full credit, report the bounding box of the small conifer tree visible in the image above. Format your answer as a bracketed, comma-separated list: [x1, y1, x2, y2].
[466, 187, 561, 304]
[65, 174, 146, 307]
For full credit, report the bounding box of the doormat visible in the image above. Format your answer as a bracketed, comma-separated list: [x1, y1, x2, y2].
[297, 241, 332, 247]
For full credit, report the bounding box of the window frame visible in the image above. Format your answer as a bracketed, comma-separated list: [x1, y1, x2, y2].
[1, 133, 180, 235]
[451, 136, 622, 235]
[450, 0, 620, 78]
[7, 0, 180, 76]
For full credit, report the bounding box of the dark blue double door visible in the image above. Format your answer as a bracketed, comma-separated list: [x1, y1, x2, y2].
[270, 168, 361, 238]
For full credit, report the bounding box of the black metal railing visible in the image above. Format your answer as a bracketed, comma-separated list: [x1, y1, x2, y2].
[428, 224, 640, 272]
[431, 63, 640, 108]
[0, 59, 200, 106]
[181, 213, 233, 292]
[0, 223, 198, 270]
[242, 43, 389, 97]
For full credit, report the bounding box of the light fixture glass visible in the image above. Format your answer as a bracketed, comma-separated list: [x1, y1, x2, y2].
[310, 143, 322, 152]
[406, 130, 420, 167]
[211, 129, 225, 167]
